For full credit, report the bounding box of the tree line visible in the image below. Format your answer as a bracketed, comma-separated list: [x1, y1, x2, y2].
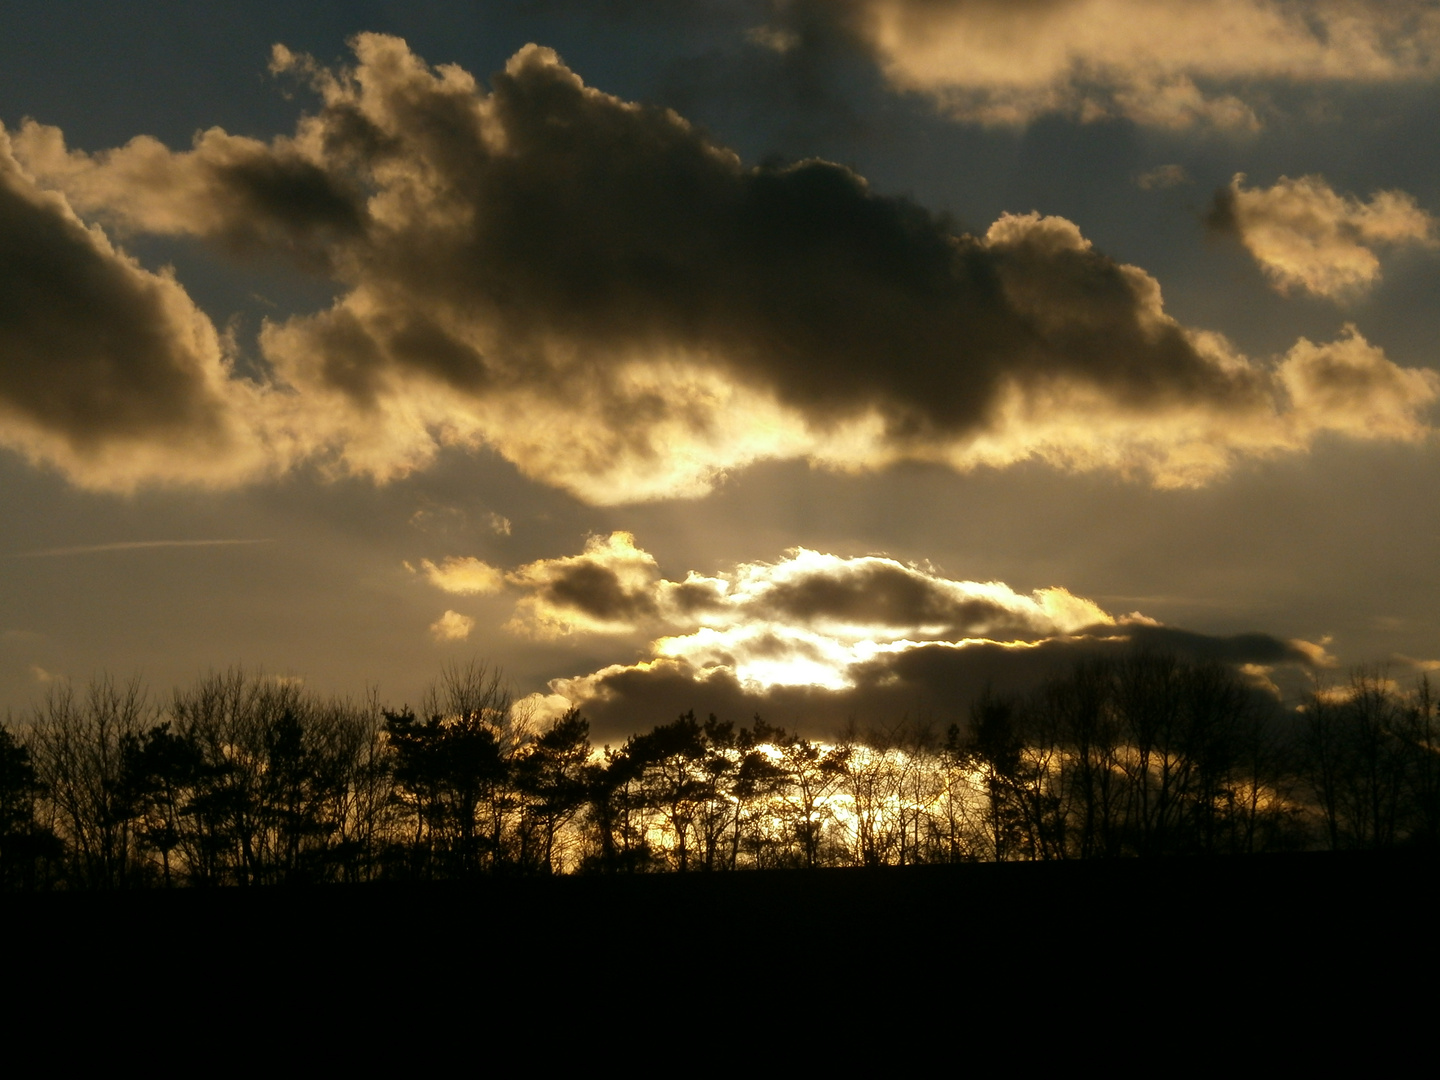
[2, 653, 1437, 890]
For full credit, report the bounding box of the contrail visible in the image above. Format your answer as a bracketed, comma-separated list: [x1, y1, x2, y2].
[14, 539, 274, 558]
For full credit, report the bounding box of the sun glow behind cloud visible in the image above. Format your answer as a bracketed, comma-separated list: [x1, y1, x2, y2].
[410, 532, 1327, 732]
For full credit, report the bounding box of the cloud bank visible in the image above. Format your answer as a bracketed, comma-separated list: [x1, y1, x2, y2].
[417, 532, 1330, 739]
[761, 0, 1440, 129]
[1210, 173, 1438, 300]
[4, 36, 1437, 501]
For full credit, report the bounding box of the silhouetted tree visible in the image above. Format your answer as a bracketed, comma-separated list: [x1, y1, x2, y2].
[1302, 668, 1414, 850]
[118, 722, 202, 886]
[28, 676, 151, 888]
[384, 662, 523, 876]
[0, 723, 63, 890]
[514, 709, 592, 873]
[385, 705, 505, 876]
[583, 744, 657, 873]
[730, 716, 799, 869]
[1397, 677, 1440, 847]
[966, 689, 1027, 862]
[622, 713, 712, 871]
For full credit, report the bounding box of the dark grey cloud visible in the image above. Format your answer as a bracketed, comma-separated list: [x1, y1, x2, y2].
[756, 561, 1061, 639]
[503, 531, 664, 635]
[539, 561, 659, 622]
[555, 629, 1312, 743]
[1121, 624, 1315, 666]
[250, 39, 1438, 495]
[0, 153, 211, 441]
[9, 35, 1436, 498]
[284, 39, 1251, 431]
[490, 536, 1110, 639]
[0, 128, 266, 488]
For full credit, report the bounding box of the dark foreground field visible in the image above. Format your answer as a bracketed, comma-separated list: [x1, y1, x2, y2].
[9, 852, 1435, 996]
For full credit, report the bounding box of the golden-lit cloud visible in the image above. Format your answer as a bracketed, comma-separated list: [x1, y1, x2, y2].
[504, 531, 663, 637]
[1288, 636, 1339, 668]
[1278, 327, 1439, 442]
[429, 609, 475, 642]
[1394, 655, 1440, 673]
[1312, 677, 1404, 704]
[0, 125, 285, 491]
[6, 37, 1438, 501]
[10, 117, 366, 273]
[495, 532, 1118, 645]
[411, 556, 505, 595]
[765, 0, 1440, 129]
[1210, 174, 1438, 300]
[445, 532, 1327, 736]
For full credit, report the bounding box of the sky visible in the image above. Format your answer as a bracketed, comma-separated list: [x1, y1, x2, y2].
[3, 0, 1440, 741]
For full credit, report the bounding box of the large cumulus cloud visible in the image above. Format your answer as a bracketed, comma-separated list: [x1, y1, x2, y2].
[7, 35, 1438, 498]
[760, 0, 1440, 129]
[412, 532, 1330, 739]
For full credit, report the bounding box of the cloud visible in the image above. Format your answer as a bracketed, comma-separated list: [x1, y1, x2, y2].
[11, 117, 367, 272]
[534, 627, 1323, 743]
[1277, 326, 1438, 442]
[1392, 654, 1440, 672]
[1313, 678, 1404, 705]
[0, 125, 283, 491]
[764, 0, 1440, 129]
[504, 531, 663, 637]
[1137, 164, 1188, 191]
[746, 23, 804, 55]
[1209, 173, 1438, 300]
[482, 533, 1323, 738]
[412, 556, 505, 595]
[1287, 636, 1339, 668]
[429, 609, 475, 642]
[8, 37, 1438, 500]
[496, 531, 1117, 644]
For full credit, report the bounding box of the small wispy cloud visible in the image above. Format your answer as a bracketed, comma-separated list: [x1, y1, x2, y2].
[14, 539, 273, 558]
[407, 556, 506, 595]
[1137, 164, 1189, 190]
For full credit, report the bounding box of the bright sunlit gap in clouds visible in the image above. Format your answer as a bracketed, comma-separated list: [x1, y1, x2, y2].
[406, 532, 1332, 732]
